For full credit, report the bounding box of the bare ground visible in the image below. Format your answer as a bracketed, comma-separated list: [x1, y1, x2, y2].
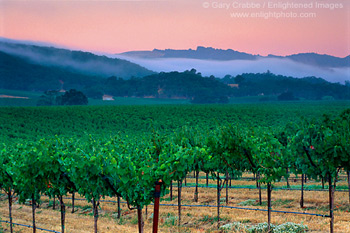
[1, 173, 349, 233]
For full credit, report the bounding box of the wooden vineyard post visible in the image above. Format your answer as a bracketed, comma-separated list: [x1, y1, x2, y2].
[194, 171, 199, 202]
[117, 196, 121, 219]
[170, 180, 173, 201]
[267, 183, 272, 233]
[152, 180, 162, 233]
[217, 173, 220, 229]
[347, 171, 350, 203]
[258, 182, 262, 205]
[8, 188, 13, 233]
[300, 174, 304, 208]
[322, 177, 325, 189]
[92, 198, 99, 233]
[216, 172, 224, 229]
[329, 176, 334, 233]
[71, 192, 75, 213]
[137, 207, 144, 233]
[206, 172, 209, 187]
[256, 172, 262, 205]
[225, 170, 229, 205]
[59, 195, 66, 233]
[178, 180, 182, 226]
[32, 195, 36, 233]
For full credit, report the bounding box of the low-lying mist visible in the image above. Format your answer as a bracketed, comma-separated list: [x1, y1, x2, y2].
[0, 40, 153, 78]
[1, 37, 348, 83]
[0, 43, 124, 77]
[113, 55, 350, 84]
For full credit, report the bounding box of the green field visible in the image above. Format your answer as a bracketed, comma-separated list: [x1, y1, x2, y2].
[1, 87, 347, 107]
[0, 91, 263, 107]
[1, 101, 349, 144]
[1, 101, 350, 233]
[0, 89, 191, 107]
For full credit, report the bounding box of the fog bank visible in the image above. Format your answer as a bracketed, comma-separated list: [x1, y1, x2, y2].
[112, 55, 349, 83]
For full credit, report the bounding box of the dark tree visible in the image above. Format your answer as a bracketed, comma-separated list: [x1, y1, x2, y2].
[83, 86, 104, 99]
[37, 90, 61, 106]
[57, 89, 88, 105]
[278, 91, 296, 101]
[191, 94, 216, 104]
[234, 75, 245, 84]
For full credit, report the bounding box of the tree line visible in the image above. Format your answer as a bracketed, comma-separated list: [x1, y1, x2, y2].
[85, 70, 350, 102]
[2, 49, 350, 103]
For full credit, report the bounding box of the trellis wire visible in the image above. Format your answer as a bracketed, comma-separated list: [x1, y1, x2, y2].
[0, 192, 331, 233]
[0, 220, 60, 233]
[183, 185, 350, 192]
[63, 197, 330, 218]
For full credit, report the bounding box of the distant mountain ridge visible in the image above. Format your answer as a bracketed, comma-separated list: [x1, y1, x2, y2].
[120, 46, 350, 68]
[0, 41, 155, 78]
[121, 46, 256, 60]
[284, 53, 350, 68]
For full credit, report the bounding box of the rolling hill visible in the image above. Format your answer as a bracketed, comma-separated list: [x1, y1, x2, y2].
[0, 40, 155, 79]
[0, 51, 100, 91]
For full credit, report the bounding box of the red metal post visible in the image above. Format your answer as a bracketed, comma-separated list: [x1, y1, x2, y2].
[152, 180, 162, 233]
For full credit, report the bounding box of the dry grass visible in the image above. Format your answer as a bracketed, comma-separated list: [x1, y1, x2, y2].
[1, 173, 349, 232]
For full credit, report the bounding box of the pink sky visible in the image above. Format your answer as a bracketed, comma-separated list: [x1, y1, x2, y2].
[0, 0, 349, 57]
